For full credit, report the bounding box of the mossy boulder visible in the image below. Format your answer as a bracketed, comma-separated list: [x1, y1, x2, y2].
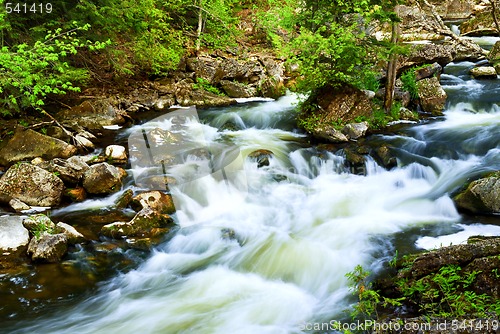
[101, 207, 174, 239]
[0, 163, 65, 207]
[0, 128, 77, 166]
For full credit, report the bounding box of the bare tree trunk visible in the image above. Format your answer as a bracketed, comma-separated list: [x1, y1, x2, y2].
[489, 0, 500, 37]
[196, 0, 203, 52]
[384, 7, 400, 113]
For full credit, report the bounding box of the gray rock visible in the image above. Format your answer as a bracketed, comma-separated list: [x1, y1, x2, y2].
[416, 77, 447, 115]
[83, 162, 125, 195]
[186, 57, 224, 84]
[414, 62, 442, 81]
[40, 157, 89, 185]
[0, 216, 29, 269]
[0, 128, 77, 166]
[9, 198, 30, 212]
[175, 85, 236, 107]
[27, 232, 67, 262]
[470, 66, 498, 79]
[454, 172, 500, 214]
[0, 163, 65, 207]
[220, 80, 257, 98]
[131, 191, 176, 214]
[56, 222, 85, 244]
[101, 207, 174, 238]
[342, 122, 369, 140]
[488, 41, 500, 63]
[311, 125, 349, 143]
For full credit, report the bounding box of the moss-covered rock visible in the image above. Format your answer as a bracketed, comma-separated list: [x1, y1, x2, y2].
[416, 77, 447, 115]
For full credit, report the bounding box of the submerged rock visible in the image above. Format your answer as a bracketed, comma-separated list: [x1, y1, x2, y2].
[82, 162, 126, 195]
[0, 216, 30, 269]
[454, 172, 500, 214]
[248, 149, 274, 168]
[0, 163, 65, 207]
[0, 128, 77, 166]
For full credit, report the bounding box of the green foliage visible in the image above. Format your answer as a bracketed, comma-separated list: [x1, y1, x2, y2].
[29, 215, 56, 240]
[400, 69, 418, 100]
[359, 71, 381, 92]
[396, 264, 500, 318]
[0, 22, 109, 113]
[193, 77, 223, 95]
[346, 265, 404, 324]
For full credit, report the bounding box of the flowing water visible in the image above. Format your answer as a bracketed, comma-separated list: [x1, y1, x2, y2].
[2, 59, 500, 333]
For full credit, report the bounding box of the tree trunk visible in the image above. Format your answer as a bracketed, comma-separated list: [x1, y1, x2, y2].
[196, 0, 203, 52]
[490, 0, 500, 37]
[384, 8, 400, 113]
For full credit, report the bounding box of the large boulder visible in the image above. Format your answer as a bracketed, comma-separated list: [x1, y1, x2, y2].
[131, 191, 176, 214]
[460, 8, 497, 35]
[186, 57, 224, 84]
[416, 76, 447, 115]
[58, 98, 126, 131]
[0, 216, 30, 269]
[488, 41, 500, 63]
[399, 44, 456, 71]
[38, 156, 89, 185]
[0, 128, 77, 166]
[0, 163, 65, 206]
[454, 172, 500, 214]
[175, 82, 236, 108]
[82, 162, 126, 195]
[304, 85, 373, 125]
[220, 80, 257, 98]
[101, 207, 174, 238]
[27, 232, 67, 263]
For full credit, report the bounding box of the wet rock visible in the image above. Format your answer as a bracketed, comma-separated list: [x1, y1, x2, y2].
[27, 232, 67, 263]
[56, 222, 85, 244]
[248, 149, 274, 168]
[40, 157, 89, 185]
[0, 216, 30, 269]
[64, 187, 87, 202]
[9, 198, 30, 212]
[101, 207, 174, 238]
[470, 66, 498, 79]
[416, 77, 447, 115]
[114, 189, 134, 209]
[83, 162, 126, 195]
[372, 146, 397, 169]
[105, 145, 128, 162]
[131, 190, 176, 214]
[220, 80, 257, 98]
[454, 172, 500, 214]
[342, 122, 369, 140]
[344, 147, 367, 174]
[399, 107, 419, 121]
[258, 77, 285, 99]
[58, 99, 126, 131]
[0, 128, 77, 166]
[0, 163, 65, 207]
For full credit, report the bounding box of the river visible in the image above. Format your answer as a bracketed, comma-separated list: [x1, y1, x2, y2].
[2, 53, 500, 333]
